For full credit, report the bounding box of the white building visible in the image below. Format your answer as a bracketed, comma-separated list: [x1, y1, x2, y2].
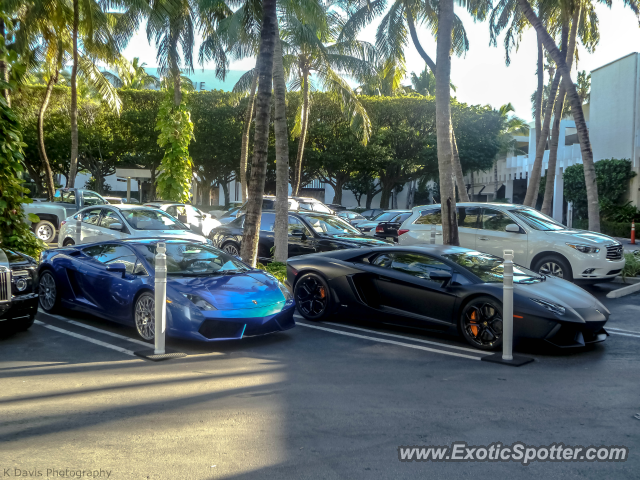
[464, 52, 640, 223]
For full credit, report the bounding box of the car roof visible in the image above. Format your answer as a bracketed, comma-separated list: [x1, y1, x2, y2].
[412, 202, 525, 211]
[120, 238, 201, 245]
[78, 204, 158, 212]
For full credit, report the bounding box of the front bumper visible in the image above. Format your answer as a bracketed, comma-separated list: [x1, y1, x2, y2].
[572, 256, 625, 280]
[0, 293, 39, 323]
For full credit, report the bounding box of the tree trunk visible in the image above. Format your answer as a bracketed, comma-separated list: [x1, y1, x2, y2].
[272, 30, 289, 264]
[331, 181, 344, 205]
[240, 72, 257, 203]
[68, 0, 80, 188]
[0, 19, 9, 107]
[542, 6, 580, 216]
[407, 11, 467, 203]
[517, 0, 600, 232]
[37, 69, 59, 201]
[535, 32, 544, 144]
[239, 0, 276, 266]
[434, 0, 458, 245]
[292, 68, 310, 196]
[379, 181, 393, 210]
[523, 21, 568, 207]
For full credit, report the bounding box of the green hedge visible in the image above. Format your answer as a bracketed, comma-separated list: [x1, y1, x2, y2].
[572, 219, 633, 238]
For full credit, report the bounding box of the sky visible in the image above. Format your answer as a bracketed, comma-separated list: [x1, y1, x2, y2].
[122, 3, 640, 123]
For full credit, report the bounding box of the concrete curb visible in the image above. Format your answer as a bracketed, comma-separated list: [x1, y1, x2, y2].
[606, 282, 640, 298]
[611, 276, 640, 285]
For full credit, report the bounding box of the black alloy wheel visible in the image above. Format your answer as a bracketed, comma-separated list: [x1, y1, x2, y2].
[38, 271, 60, 313]
[459, 296, 504, 351]
[294, 273, 331, 321]
[222, 242, 240, 256]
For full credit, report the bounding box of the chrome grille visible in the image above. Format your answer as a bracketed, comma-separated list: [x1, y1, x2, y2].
[0, 267, 10, 303]
[606, 244, 623, 261]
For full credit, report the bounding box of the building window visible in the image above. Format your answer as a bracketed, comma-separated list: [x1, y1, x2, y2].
[200, 82, 205, 91]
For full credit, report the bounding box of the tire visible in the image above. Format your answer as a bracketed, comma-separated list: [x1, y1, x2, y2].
[458, 296, 504, 351]
[221, 242, 240, 256]
[294, 273, 332, 321]
[62, 238, 75, 246]
[532, 255, 573, 281]
[34, 220, 56, 243]
[38, 270, 61, 313]
[134, 292, 155, 341]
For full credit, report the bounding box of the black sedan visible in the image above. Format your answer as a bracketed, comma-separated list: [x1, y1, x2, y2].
[0, 248, 39, 333]
[286, 245, 610, 351]
[209, 210, 390, 262]
[374, 212, 413, 242]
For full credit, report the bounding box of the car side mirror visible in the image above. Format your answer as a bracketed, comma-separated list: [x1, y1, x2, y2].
[290, 229, 304, 237]
[106, 263, 127, 278]
[429, 270, 452, 287]
[109, 222, 123, 231]
[505, 224, 521, 233]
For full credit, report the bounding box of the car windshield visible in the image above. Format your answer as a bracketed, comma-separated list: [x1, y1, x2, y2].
[509, 208, 566, 231]
[139, 243, 250, 276]
[443, 251, 543, 284]
[122, 209, 187, 231]
[373, 212, 403, 222]
[302, 214, 361, 235]
[299, 202, 332, 214]
[52, 189, 76, 204]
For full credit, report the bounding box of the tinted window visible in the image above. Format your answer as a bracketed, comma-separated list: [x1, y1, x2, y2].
[362, 210, 373, 218]
[138, 243, 250, 276]
[302, 214, 361, 235]
[373, 212, 402, 222]
[509, 208, 565, 231]
[415, 209, 442, 225]
[99, 210, 122, 229]
[83, 244, 137, 273]
[372, 252, 452, 283]
[82, 208, 102, 225]
[288, 216, 310, 235]
[260, 213, 276, 232]
[458, 207, 481, 228]
[166, 206, 178, 217]
[392, 213, 412, 223]
[481, 209, 513, 231]
[444, 251, 542, 284]
[53, 189, 76, 204]
[122, 209, 187, 231]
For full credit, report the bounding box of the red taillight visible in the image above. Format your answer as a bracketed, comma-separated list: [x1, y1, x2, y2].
[398, 229, 409, 236]
[289, 265, 298, 276]
[375, 225, 384, 233]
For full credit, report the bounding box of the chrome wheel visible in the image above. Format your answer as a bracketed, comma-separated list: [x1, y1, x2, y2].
[539, 261, 564, 278]
[36, 223, 54, 242]
[295, 274, 329, 320]
[223, 243, 239, 256]
[135, 294, 155, 341]
[460, 299, 503, 350]
[39, 272, 57, 311]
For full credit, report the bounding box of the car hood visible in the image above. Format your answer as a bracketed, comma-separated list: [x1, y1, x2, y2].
[168, 271, 284, 310]
[138, 230, 206, 241]
[318, 233, 391, 246]
[543, 229, 618, 246]
[515, 276, 606, 311]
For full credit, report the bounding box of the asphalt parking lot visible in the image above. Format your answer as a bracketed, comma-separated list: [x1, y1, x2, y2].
[1, 283, 639, 479]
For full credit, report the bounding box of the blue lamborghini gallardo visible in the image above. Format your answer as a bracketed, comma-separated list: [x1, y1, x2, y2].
[37, 239, 295, 342]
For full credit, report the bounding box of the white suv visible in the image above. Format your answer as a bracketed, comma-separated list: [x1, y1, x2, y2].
[398, 202, 625, 282]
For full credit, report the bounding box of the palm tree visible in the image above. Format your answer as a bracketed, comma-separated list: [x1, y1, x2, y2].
[493, 103, 529, 199]
[102, 57, 160, 89]
[239, 0, 277, 266]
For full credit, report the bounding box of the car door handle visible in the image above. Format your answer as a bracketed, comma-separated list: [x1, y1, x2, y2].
[479, 237, 489, 241]
[378, 276, 393, 282]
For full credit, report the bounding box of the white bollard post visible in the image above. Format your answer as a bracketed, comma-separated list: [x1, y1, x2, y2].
[75, 213, 82, 244]
[567, 202, 573, 229]
[154, 242, 167, 355]
[430, 223, 436, 244]
[502, 249, 514, 361]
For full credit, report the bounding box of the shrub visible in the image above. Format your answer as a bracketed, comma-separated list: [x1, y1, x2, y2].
[256, 261, 287, 283]
[572, 219, 634, 238]
[622, 252, 640, 280]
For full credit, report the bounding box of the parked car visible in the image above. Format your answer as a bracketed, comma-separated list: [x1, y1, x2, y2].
[360, 208, 385, 220]
[374, 212, 413, 243]
[0, 248, 39, 333]
[104, 197, 125, 204]
[327, 203, 347, 212]
[144, 202, 221, 237]
[209, 210, 390, 261]
[337, 210, 367, 225]
[398, 202, 626, 283]
[57, 205, 209, 247]
[286, 245, 610, 350]
[357, 210, 411, 236]
[23, 188, 108, 243]
[37, 239, 295, 341]
[213, 207, 242, 224]
[293, 196, 334, 214]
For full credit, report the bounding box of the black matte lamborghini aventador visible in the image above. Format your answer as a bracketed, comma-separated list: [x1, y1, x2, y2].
[285, 245, 610, 351]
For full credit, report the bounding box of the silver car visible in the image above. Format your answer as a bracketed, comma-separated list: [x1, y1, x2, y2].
[57, 205, 209, 247]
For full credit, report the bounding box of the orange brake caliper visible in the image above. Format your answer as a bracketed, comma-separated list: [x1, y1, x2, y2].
[469, 310, 479, 336]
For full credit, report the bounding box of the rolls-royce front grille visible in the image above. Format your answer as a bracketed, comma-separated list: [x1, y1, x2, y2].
[0, 268, 10, 303]
[606, 244, 623, 261]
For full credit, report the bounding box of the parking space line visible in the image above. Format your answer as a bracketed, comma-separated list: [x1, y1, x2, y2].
[323, 321, 482, 354]
[606, 327, 640, 335]
[296, 322, 483, 360]
[608, 330, 640, 339]
[40, 313, 151, 347]
[34, 321, 138, 357]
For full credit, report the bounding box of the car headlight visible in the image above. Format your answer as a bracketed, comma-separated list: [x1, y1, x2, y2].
[277, 281, 293, 301]
[530, 298, 565, 315]
[566, 243, 600, 254]
[183, 293, 217, 310]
